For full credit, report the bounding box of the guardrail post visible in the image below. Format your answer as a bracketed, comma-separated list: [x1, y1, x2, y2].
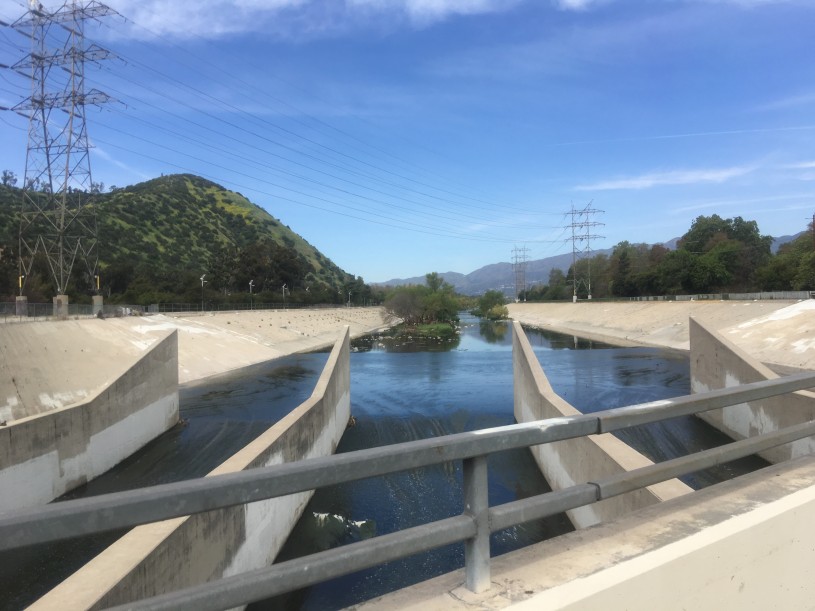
[463, 455, 490, 593]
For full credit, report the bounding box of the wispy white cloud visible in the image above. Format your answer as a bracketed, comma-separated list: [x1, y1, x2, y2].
[103, 0, 523, 40]
[575, 165, 755, 191]
[91, 144, 152, 181]
[754, 91, 815, 112]
[669, 192, 814, 215]
[424, 7, 701, 81]
[552, 0, 606, 10]
[105, 0, 309, 39]
[784, 161, 815, 170]
[349, 0, 522, 24]
[778, 161, 815, 181]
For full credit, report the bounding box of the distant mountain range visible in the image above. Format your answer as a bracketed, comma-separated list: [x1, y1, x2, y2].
[378, 233, 804, 296]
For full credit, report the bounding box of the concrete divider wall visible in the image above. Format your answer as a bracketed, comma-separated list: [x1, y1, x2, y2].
[0, 331, 179, 512]
[512, 322, 691, 528]
[33, 326, 352, 610]
[689, 317, 815, 463]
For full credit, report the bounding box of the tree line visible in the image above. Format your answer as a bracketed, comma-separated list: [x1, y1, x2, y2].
[521, 214, 815, 301]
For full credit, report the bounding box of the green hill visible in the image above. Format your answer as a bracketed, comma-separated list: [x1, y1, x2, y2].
[0, 174, 362, 304]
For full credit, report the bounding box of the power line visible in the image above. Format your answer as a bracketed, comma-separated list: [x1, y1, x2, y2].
[566, 202, 604, 301]
[8, 0, 116, 297]
[106, 12, 541, 213]
[4, 4, 572, 255]
[512, 244, 529, 301]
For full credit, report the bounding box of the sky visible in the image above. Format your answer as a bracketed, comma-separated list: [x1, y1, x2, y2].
[1, 0, 814, 284]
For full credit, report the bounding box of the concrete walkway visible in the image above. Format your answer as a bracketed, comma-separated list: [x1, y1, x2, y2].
[507, 300, 815, 373]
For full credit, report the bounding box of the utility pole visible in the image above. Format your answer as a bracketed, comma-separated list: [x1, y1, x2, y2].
[566, 202, 604, 302]
[512, 245, 529, 302]
[5, 1, 116, 315]
[811, 213, 815, 250]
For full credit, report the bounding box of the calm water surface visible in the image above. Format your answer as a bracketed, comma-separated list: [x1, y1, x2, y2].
[1, 314, 767, 610]
[257, 314, 766, 609]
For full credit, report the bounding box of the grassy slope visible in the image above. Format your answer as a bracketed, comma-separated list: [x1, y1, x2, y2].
[0, 174, 352, 290]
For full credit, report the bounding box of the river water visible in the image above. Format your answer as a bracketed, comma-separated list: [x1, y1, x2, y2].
[1, 314, 767, 610]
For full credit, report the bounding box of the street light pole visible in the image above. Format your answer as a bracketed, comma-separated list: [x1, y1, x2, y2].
[200, 274, 207, 311]
[249, 279, 254, 310]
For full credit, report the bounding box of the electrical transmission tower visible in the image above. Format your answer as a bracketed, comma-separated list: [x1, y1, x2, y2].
[6, 0, 115, 308]
[512, 245, 529, 302]
[566, 202, 604, 302]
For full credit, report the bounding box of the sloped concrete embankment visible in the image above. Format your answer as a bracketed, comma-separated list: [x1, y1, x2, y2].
[0, 331, 179, 512]
[512, 321, 692, 528]
[690, 317, 815, 463]
[507, 300, 815, 374]
[32, 327, 352, 610]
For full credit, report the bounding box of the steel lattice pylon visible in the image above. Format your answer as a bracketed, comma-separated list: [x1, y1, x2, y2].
[567, 202, 604, 301]
[11, 1, 115, 296]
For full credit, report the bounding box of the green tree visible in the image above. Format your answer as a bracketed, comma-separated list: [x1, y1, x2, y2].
[473, 289, 507, 319]
[422, 272, 458, 323]
[756, 225, 815, 291]
[1, 170, 17, 188]
[384, 272, 459, 326]
[674, 215, 772, 292]
[384, 285, 426, 325]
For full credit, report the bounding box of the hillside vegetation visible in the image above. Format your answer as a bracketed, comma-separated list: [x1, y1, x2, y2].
[0, 174, 372, 305]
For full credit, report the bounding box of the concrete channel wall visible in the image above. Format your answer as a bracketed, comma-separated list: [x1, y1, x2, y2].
[690, 317, 815, 463]
[33, 327, 352, 610]
[0, 331, 179, 513]
[512, 322, 692, 528]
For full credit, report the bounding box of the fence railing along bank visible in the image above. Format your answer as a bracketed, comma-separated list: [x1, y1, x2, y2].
[4, 290, 810, 321]
[2, 366, 815, 609]
[626, 290, 813, 302]
[0, 301, 360, 321]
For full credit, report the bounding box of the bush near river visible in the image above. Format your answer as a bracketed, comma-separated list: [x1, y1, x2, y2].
[472, 289, 508, 320]
[383, 272, 459, 330]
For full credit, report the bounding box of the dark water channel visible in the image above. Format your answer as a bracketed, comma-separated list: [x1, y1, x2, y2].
[1, 314, 767, 610]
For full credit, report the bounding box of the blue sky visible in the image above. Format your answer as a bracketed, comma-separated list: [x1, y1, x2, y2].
[1, 0, 814, 283]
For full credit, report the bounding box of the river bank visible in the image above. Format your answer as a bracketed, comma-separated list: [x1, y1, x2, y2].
[507, 300, 815, 373]
[121, 307, 394, 384]
[1, 307, 394, 421]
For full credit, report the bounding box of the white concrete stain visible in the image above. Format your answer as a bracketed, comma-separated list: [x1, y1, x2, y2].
[37, 390, 88, 410]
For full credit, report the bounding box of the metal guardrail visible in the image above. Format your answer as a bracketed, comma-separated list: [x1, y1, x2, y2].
[3, 371, 815, 609]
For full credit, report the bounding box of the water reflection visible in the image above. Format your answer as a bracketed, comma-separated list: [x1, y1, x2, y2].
[524, 326, 612, 350]
[478, 320, 509, 343]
